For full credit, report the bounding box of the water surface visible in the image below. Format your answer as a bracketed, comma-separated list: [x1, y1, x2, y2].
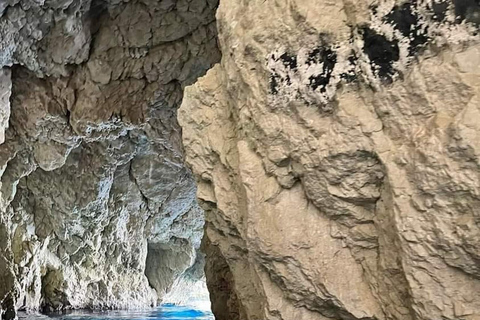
[19, 305, 213, 320]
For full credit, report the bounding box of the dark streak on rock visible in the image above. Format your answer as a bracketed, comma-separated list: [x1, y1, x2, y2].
[453, 0, 480, 25]
[384, 1, 429, 56]
[279, 53, 298, 70]
[285, 74, 292, 86]
[268, 0, 477, 102]
[432, 1, 450, 22]
[307, 47, 337, 92]
[270, 74, 280, 95]
[340, 54, 358, 83]
[361, 27, 399, 83]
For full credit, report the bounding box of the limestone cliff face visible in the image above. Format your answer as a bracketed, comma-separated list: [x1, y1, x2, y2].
[179, 1, 480, 319]
[0, 0, 219, 319]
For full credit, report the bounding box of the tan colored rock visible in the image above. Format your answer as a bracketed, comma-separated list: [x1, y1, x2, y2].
[179, 1, 480, 319]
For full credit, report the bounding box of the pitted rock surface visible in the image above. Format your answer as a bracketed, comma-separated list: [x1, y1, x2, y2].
[179, 1, 480, 320]
[2, 1, 480, 320]
[0, 0, 219, 319]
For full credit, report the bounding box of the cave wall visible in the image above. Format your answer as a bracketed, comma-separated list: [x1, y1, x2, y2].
[179, 1, 480, 319]
[2, 1, 480, 320]
[0, 0, 220, 319]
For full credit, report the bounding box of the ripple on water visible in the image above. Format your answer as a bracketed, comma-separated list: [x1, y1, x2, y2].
[18, 305, 214, 320]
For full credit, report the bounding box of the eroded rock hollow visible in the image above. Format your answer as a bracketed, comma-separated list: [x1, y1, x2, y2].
[0, 0, 219, 318]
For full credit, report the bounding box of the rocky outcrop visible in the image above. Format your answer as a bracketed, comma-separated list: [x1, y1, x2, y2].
[2, 0, 480, 319]
[0, 0, 219, 319]
[179, 1, 480, 319]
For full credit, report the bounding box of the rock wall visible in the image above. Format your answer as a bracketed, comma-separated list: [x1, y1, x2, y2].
[179, 1, 480, 319]
[2, 1, 480, 319]
[0, 0, 220, 319]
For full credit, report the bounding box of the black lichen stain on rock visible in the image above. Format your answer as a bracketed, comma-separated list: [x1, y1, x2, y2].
[279, 52, 298, 69]
[431, 1, 450, 22]
[269, 0, 479, 100]
[268, 46, 339, 97]
[453, 0, 480, 25]
[307, 47, 337, 92]
[270, 74, 280, 95]
[361, 27, 400, 83]
[269, 52, 297, 95]
[384, 1, 429, 56]
[340, 54, 358, 83]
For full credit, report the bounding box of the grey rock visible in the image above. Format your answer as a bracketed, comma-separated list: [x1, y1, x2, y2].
[0, 0, 220, 318]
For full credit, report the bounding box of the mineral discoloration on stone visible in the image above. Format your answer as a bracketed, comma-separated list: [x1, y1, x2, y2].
[179, 1, 480, 320]
[267, 0, 480, 109]
[267, 43, 341, 110]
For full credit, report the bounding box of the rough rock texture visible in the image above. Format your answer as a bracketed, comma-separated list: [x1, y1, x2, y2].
[162, 253, 212, 309]
[179, 1, 480, 320]
[0, 0, 219, 319]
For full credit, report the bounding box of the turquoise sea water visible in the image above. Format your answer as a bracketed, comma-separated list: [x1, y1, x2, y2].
[157, 305, 213, 320]
[20, 305, 214, 320]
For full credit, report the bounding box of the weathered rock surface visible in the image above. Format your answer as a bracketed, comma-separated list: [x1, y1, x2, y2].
[3, 0, 480, 319]
[0, 0, 219, 319]
[179, 1, 480, 319]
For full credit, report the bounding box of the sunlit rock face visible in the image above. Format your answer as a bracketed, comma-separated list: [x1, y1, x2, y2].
[0, 0, 219, 319]
[179, 1, 480, 319]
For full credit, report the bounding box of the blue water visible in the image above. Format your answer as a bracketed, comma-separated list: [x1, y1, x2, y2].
[157, 304, 213, 319]
[20, 305, 213, 320]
